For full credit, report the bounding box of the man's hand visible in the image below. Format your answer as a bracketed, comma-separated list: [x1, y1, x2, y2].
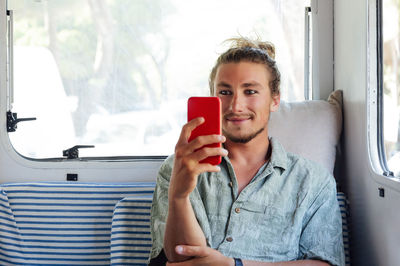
[169, 117, 227, 199]
[167, 245, 234, 266]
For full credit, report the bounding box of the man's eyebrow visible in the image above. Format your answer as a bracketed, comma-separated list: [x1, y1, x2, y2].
[243, 80, 263, 86]
[216, 81, 231, 88]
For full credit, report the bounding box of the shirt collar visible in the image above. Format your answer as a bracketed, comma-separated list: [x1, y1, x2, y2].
[268, 137, 288, 172]
[221, 137, 288, 173]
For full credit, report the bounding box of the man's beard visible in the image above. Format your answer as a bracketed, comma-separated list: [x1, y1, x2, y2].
[223, 126, 265, 143]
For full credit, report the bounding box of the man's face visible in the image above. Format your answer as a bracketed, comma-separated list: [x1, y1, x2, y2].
[214, 62, 280, 143]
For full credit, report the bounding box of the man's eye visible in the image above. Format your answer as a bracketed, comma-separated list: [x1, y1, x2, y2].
[245, 90, 257, 95]
[219, 90, 232, 95]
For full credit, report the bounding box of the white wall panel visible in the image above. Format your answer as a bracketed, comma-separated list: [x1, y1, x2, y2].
[335, 0, 400, 265]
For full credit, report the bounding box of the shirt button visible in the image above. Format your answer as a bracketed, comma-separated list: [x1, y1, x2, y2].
[235, 207, 240, 213]
[226, 237, 233, 242]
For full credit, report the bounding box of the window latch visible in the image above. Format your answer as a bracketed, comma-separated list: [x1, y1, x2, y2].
[7, 111, 37, 132]
[383, 171, 394, 177]
[63, 145, 95, 159]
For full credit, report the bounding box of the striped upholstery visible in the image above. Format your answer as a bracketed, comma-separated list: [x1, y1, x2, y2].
[0, 182, 350, 266]
[337, 192, 350, 266]
[111, 197, 153, 265]
[0, 182, 155, 265]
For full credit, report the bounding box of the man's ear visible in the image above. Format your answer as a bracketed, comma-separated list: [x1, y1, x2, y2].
[270, 94, 280, 112]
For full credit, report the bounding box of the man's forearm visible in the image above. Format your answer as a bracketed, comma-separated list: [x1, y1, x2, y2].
[166, 245, 332, 266]
[164, 196, 207, 262]
[243, 259, 330, 266]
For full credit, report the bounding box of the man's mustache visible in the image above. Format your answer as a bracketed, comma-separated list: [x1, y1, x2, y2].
[223, 113, 254, 120]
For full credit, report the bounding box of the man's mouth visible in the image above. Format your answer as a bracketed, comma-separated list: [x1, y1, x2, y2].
[224, 113, 253, 123]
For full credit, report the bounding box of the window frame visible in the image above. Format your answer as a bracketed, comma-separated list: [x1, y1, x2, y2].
[376, 0, 394, 177]
[367, 0, 400, 185]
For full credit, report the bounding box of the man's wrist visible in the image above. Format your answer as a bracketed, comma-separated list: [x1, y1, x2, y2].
[168, 194, 190, 205]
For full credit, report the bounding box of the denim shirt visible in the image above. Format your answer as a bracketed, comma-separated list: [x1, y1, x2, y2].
[149, 138, 345, 266]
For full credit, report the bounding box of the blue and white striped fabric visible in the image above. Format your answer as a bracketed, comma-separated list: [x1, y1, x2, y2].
[0, 182, 350, 266]
[110, 197, 153, 265]
[0, 182, 155, 266]
[337, 192, 350, 266]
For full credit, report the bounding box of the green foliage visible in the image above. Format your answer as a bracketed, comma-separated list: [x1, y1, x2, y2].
[10, 0, 174, 134]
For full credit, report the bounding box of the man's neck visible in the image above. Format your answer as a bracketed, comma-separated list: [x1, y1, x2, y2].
[224, 131, 271, 194]
[225, 131, 271, 166]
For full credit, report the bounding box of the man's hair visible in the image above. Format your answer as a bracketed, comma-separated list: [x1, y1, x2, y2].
[209, 37, 281, 96]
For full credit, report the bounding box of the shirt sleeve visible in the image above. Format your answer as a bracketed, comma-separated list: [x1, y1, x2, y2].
[148, 155, 174, 261]
[299, 176, 345, 266]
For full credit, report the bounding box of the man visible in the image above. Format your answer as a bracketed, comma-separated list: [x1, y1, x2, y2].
[149, 37, 345, 266]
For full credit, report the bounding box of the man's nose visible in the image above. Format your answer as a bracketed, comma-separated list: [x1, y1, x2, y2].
[230, 94, 244, 113]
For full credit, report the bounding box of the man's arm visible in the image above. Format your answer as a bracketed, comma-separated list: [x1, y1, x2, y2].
[242, 260, 329, 266]
[163, 117, 227, 262]
[164, 196, 206, 261]
[166, 245, 329, 266]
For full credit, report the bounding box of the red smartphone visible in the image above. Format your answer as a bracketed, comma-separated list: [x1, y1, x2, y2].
[187, 97, 222, 165]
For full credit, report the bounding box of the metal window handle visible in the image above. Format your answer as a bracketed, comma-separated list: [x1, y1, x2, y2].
[6, 111, 36, 132]
[63, 145, 95, 159]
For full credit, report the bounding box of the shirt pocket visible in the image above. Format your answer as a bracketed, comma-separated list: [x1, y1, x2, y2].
[241, 202, 290, 231]
[240, 201, 267, 213]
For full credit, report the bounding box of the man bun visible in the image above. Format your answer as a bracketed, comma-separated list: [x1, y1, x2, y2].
[226, 37, 276, 60]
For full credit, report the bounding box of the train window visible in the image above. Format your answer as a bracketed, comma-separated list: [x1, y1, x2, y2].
[381, 0, 400, 176]
[7, 0, 309, 159]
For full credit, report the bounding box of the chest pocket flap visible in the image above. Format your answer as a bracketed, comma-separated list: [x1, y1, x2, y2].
[240, 201, 267, 214]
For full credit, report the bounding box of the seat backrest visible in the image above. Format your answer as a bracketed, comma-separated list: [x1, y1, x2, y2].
[269, 90, 343, 174]
[111, 197, 153, 266]
[0, 182, 155, 265]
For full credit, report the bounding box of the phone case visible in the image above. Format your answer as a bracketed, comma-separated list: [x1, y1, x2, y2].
[187, 97, 222, 165]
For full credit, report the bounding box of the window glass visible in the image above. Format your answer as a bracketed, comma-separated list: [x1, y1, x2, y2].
[8, 0, 309, 158]
[382, 0, 400, 176]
